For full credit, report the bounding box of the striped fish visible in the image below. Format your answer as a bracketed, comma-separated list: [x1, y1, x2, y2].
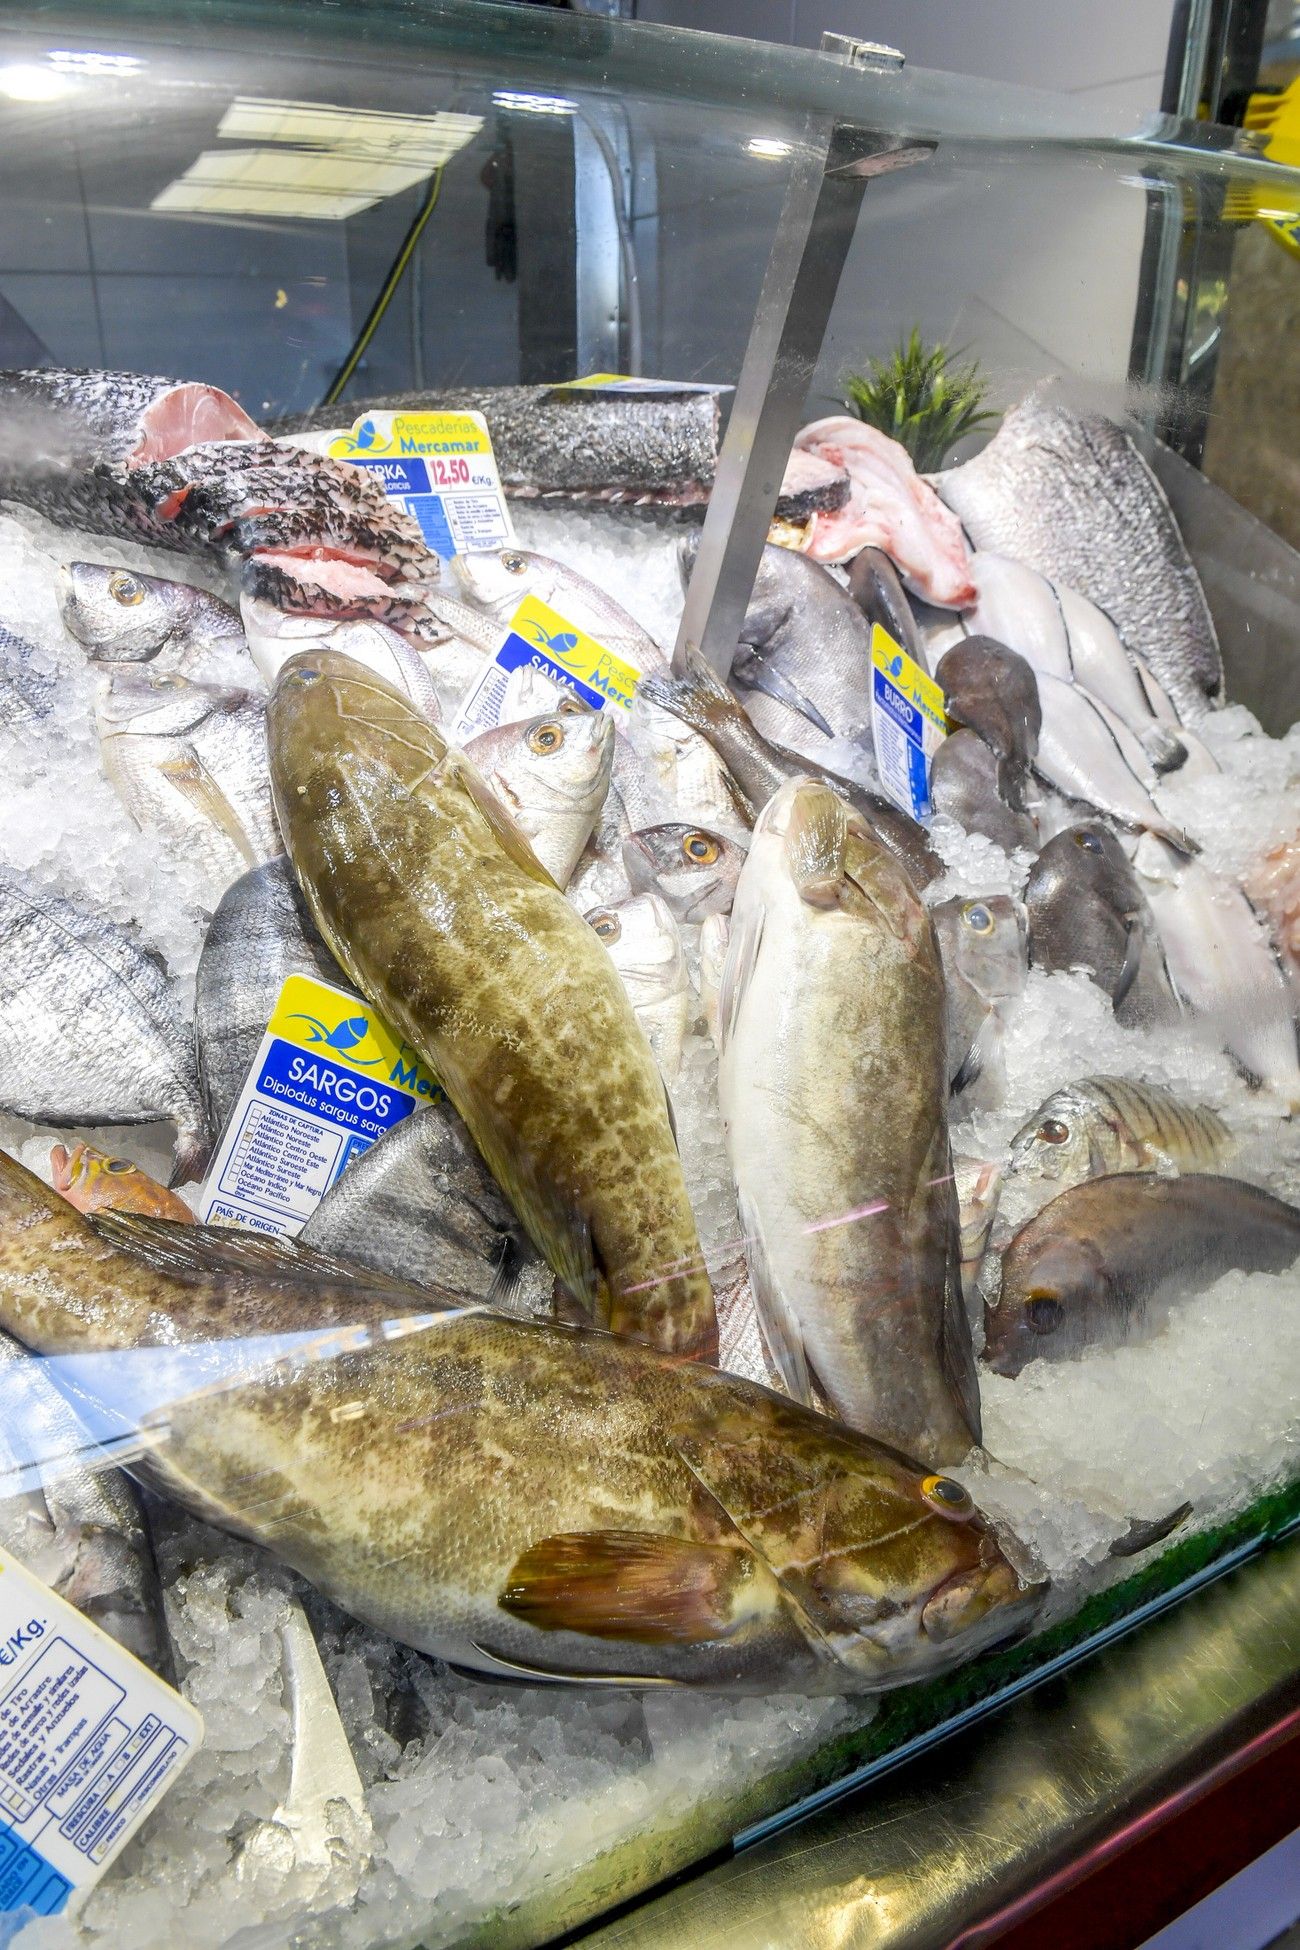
[1004, 1075, 1233, 1210]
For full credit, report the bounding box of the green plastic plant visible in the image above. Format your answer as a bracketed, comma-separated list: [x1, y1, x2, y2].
[843, 329, 997, 471]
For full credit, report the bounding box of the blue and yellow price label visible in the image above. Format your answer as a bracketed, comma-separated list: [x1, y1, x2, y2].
[869, 624, 949, 821]
[499, 593, 641, 715]
[268, 974, 441, 1100]
[325, 410, 512, 559]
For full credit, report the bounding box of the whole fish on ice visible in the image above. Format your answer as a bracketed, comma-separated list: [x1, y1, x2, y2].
[51, 1141, 196, 1223]
[268, 651, 717, 1360]
[623, 822, 747, 922]
[719, 778, 980, 1464]
[95, 666, 280, 882]
[999, 1076, 1234, 1219]
[0, 1153, 1044, 1693]
[1026, 824, 1175, 1023]
[0, 867, 208, 1181]
[937, 391, 1224, 715]
[586, 893, 690, 1083]
[986, 1172, 1300, 1375]
[932, 894, 1028, 1097]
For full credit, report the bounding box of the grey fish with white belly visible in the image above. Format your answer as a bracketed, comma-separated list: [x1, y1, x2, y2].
[302, 1103, 552, 1314]
[586, 894, 690, 1083]
[1002, 1076, 1234, 1215]
[623, 823, 748, 922]
[466, 709, 614, 889]
[1026, 824, 1175, 1023]
[937, 391, 1224, 717]
[1033, 672, 1193, 849]
[196, 856, 343, 1139]
[0, 867, 208, 1181]
[985, 1172, 1300, 1375]
[718, 778, 980, 1464]
[60, 560, 247, 672]
[929, 729, 1038, 852]
[932, 894, 1028, 1095]
[453, 545, 668, 678]
[680, 535, 875, 761]
[96, 667, 280, 883]
[0, 1328, 169, 1670]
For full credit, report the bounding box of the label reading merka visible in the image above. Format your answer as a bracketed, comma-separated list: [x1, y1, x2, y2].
[869, 624, 948, 821]
[325, 409, 514, 559]
[0, 1545, 202, 1916]
[450, 591, 642, 745]
[198, 973, 443, 1236]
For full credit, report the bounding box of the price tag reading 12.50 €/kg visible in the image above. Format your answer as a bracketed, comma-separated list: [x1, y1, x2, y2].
[325, 409, 514, 560]
[869, 623, 949, 821]
[0, 1544, 202, 1917]
[198, 973, 443, 1237]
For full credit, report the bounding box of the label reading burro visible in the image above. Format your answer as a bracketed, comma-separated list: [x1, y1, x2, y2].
[199, 973, 443, 1236]
[326, 409, 513, 560]
[0, 1544, 201, 1916]
[869, 623, 949, 821]
[450, 591, 642, 745]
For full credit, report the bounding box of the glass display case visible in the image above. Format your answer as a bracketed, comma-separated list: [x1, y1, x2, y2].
[0, 5, 1296, 1947]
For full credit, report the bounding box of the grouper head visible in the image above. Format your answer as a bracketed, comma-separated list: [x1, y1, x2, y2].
[660, 1405, 1046, 1687]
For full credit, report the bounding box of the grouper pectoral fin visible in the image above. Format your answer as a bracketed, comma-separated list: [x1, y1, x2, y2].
[496, 1529, 763, 1644]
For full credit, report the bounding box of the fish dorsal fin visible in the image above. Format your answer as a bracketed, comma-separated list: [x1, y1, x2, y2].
[495, 1529, 763, 1645]
[785, 783, 848, 908]
[441, 748, 560, 890]
[89, 1210, 447, 1307]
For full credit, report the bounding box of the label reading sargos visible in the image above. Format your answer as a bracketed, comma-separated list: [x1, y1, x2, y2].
[325, 410, 514, 560]
[869, 624, 948, 821]
[0, 1544, 202, 1916]
[199, 973, 443, 1236]
[450, 591, 642, 745]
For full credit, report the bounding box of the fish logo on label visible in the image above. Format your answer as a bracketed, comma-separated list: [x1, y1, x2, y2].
[333, 417, 393, 459]
[286, 1011, 383, 1065]
[509, 595, 641, 712]
[519, 616, 581, 659]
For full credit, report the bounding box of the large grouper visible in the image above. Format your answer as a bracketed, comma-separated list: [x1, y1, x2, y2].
[0, 1153, 1044, 1692]
[266, 649, 717, 1360]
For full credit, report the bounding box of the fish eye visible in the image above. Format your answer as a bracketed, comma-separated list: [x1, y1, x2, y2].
[682, 831, 720, 865]
[108, 571, 145, 607]
[588, 909, 621, 943]
[1026, 1294, 1064, 1334]
[555, 694, 586, 716]
[963, 902, 994, 934]
[1073, 830, 1103, 854]
[1037, 1118, 1070, 1144]
[500, 552, 528, 574]
[105, 1158, 134, 1174]
[921, 1474, 974, 1520]
[527, 722, 564, 756]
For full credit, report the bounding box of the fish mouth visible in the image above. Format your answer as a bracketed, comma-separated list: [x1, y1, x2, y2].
[920, 1547, 1047, 1647]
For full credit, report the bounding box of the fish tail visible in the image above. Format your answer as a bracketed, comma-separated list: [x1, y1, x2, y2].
[639, 644, 742, 738]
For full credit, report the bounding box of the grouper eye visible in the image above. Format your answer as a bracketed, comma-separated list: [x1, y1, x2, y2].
[109, 570, 145, 607]
[105, 1158, 134, 1174]
[921, 1474, 974, 1520]
[527, 722, 563, 755]
[683, 831, 719, 865]
[1026, 1294, 1064, 1334]
[963, 902, 994, 934]
[1037, 1118, 1070, 1144]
